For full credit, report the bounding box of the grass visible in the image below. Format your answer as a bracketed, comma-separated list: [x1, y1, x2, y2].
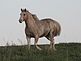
[0, 43, 81, 61]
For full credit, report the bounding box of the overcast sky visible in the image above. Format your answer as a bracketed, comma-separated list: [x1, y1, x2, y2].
[0, 0, 81, 46]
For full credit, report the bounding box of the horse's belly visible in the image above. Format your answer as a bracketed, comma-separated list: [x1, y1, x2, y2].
[39, 29, 50, 37]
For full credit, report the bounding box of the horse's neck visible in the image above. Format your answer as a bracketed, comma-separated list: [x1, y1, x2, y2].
[25, 13, 37, 28]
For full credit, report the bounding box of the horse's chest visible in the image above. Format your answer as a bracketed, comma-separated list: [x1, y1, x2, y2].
[25, 28, 34, 37]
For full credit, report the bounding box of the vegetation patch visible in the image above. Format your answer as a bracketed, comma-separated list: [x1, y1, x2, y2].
[0, 43, 81, 61]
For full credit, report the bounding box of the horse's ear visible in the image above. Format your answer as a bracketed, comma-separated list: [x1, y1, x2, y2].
[24, 8, 27, 12]
[21, 8, 23, 12]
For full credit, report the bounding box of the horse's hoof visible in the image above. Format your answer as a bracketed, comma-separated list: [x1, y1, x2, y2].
[53, 48, 57, 51]
[37, 47, 42, 50]
[36, 46, 42, 50]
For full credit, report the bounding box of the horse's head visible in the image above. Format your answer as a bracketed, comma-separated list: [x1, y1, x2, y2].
[19, 8, 28, 23]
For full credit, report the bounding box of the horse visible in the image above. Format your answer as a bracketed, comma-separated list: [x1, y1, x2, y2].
[19, 8, 61, 50]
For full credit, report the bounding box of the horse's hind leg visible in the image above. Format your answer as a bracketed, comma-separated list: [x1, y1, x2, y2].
[49, 33, 56, 50]
[45, 35, 56, 50]
[49, 38, 56, 50]
[34, 36, 42, 50]
[51, 38, 56, 50]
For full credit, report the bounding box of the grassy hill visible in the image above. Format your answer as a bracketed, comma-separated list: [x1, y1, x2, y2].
[0, 43, 81, 61]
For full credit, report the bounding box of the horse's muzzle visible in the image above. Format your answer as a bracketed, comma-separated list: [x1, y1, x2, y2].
[19, 19, 23, 23]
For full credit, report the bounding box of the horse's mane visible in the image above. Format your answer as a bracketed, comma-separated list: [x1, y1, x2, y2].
[32, 14, 39, 21]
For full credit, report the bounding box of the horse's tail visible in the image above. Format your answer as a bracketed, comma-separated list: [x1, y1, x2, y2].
[57, 24, 61, 36]
[53, 20, 61, 36]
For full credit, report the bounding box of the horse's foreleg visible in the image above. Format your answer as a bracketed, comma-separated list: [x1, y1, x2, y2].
[26, 37, 31, 50]
[34, 36, 42, 50]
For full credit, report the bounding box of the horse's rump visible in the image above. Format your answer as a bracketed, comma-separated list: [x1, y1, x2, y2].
[40, 18, 61, 36]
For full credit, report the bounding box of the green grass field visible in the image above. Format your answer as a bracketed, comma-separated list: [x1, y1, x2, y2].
[0, 43, 81, 61]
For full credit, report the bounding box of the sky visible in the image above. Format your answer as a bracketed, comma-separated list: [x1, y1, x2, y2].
[0, 0, 81, 46]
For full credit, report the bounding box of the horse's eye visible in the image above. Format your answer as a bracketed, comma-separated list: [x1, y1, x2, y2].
[23, 14, 25, 16]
